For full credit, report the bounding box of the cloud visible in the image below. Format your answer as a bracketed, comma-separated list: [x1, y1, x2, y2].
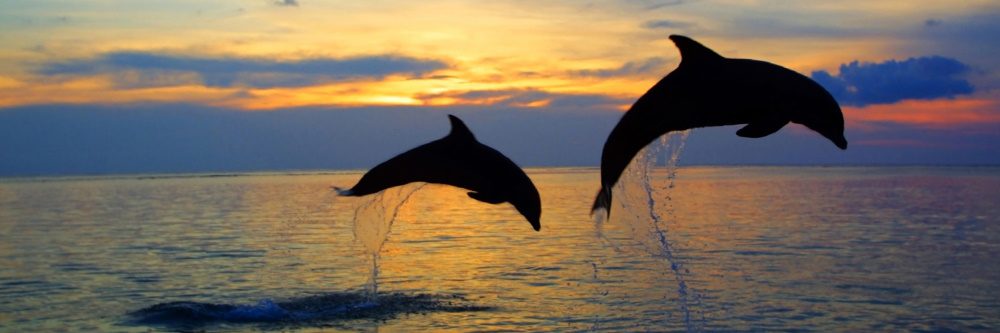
[274, 0, 298, 7]
[842, 97, 1000, 129]
[708, 16, 861, 39]
[628, 0, 688, 10]
[416, 88, 631, 109]
[572, 57, 671, 78]
[37, 52, 449, 88]
[907, 12, 1000, 90]
[641, 19, 694, 30]
[811, 56, 974, 107]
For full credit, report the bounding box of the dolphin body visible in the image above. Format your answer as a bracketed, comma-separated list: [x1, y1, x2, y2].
[592, 35, 848, 217]
[335, 115, 542, 231]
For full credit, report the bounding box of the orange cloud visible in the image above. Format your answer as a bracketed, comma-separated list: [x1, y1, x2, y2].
[853, 139, 941, 148]
[843, 97, 1000, 129]
[0, 76, 235, 108]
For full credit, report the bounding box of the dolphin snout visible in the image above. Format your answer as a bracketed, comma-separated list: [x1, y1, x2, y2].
[833, 136, 848, 150]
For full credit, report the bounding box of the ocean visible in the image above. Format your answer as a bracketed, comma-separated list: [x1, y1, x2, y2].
[1, 166, 999, 332]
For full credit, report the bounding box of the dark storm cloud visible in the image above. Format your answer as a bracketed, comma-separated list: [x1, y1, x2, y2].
[37, 52, 449, 88]
[572, 57, 671, 78]
[811, 56, 974, 107]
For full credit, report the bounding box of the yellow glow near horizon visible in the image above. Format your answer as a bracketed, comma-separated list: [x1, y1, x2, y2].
[0, 0, 997, 114]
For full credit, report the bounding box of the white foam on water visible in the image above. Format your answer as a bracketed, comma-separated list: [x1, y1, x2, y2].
[223, 299, 292, 321]
[129, 291, 489, 330]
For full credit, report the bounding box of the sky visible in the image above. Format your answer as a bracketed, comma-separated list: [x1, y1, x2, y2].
[1, 0, 999, 176]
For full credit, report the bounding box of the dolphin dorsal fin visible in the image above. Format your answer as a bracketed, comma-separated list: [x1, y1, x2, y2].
[446, 115, 477, 141]
[669, 35, 723, 66]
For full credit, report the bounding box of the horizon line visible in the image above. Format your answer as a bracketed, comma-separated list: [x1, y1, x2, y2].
[3, 163, 1000, 182]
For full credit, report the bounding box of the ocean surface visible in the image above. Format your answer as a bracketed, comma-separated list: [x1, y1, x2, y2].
[1, 166, 999, 332]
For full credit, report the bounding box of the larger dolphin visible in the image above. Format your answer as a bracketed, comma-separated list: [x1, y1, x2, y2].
[336, 115, 542, 231]
[593, 35, 847, 217]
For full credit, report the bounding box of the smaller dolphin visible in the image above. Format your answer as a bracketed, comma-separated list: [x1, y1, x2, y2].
[593, 35, 847, 218]
[335, 115, 542, 231]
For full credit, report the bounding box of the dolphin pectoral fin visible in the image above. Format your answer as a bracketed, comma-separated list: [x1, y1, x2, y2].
[736, 118, 789, 138]
[467, 191, 505, 204]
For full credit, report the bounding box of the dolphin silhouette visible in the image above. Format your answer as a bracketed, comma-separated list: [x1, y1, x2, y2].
[335, 115, 542, 231]
[592, 35, 847, 217]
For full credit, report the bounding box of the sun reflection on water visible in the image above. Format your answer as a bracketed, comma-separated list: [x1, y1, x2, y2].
[1, 168, 999, 331]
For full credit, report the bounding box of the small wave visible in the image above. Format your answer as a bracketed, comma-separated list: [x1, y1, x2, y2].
[127, 291, 491, 330]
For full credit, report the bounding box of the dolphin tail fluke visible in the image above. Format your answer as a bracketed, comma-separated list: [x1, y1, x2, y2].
[591, 187, 612, 218]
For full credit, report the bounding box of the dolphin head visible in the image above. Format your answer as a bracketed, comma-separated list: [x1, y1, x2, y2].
[788, 81, 848, 150]
[809, 111, 848, 150]
[509, 187, 542, 231]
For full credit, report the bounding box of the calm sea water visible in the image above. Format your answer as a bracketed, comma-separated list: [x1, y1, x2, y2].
[1, 167, 999, 332]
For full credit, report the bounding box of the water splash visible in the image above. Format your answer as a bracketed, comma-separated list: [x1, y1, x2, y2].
[129, 291, 489, 331]
[350, 183, 425, 301]
[593, 130, 704, 331]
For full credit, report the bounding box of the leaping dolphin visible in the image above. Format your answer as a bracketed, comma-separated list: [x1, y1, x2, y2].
[593, 35, 847, 218]
[335, 115, 542, 231]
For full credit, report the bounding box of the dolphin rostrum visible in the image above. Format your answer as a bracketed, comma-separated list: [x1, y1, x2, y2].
[593, 35, 847, 217]
[335, 115, 542, 231]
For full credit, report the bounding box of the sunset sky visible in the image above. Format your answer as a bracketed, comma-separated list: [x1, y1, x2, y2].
[2, 1, 999, 176]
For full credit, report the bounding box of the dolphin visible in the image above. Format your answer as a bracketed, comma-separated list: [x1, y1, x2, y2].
[592, 35, 847, 217]
[335, 115, 542, 231]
